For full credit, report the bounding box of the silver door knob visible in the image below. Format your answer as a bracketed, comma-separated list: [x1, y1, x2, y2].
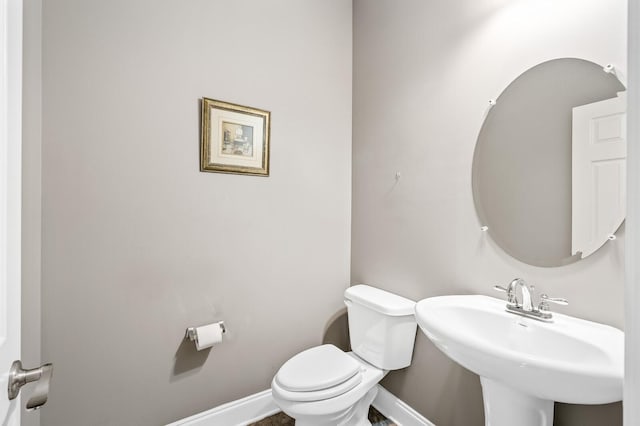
[7, 360, 53, 410]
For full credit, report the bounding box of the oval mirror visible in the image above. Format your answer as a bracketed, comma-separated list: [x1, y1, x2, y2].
[472, 58, 626, 267]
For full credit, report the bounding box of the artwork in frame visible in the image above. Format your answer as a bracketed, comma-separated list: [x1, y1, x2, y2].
[200, 98, 271, 176]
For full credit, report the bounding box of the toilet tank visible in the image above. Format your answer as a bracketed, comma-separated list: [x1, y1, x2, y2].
[344, 285, 417, 370]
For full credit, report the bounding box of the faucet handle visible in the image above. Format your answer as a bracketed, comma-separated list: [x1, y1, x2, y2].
[493, 285, 508, 293]
[493, 285, 516, 305]
[538, 293, 569, 311]
[540, 294, 568, 305]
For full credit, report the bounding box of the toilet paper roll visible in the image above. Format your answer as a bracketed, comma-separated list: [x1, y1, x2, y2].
[194, 322, 224, 351]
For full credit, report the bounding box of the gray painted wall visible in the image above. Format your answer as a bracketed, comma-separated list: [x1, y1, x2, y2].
[40, 1, 352, 425]
[22, 0, 41, 425]
[30, 0, 628, 425]
[353, 0, 625, 425]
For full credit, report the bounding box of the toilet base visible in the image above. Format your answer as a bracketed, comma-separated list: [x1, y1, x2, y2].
[292, 386, 378, 426]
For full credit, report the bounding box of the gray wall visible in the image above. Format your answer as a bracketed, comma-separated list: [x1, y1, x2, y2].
[22, 0, 42, 425]
[40, 1, 352, 425]
[352, 0, 625, 425]
[32, 1, 628, 425]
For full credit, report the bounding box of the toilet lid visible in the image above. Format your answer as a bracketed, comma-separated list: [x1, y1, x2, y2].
[275, 344, 361, 392]
[272, 367, 363, 402]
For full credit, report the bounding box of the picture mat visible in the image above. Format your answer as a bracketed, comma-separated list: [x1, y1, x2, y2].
[209, 108, 265, 169]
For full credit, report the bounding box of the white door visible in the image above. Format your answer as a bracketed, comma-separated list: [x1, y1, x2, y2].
[1, 0, 22, 424]
[572, 92, 627, 258]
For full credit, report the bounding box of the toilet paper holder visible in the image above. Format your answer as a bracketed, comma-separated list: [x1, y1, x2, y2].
[185, 321, 226, 342]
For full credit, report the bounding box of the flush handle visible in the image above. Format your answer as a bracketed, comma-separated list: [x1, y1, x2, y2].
[7, 360, 53, 410]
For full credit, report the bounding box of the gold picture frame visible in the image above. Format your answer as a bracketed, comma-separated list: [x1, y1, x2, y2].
[200, 98, 271, 176]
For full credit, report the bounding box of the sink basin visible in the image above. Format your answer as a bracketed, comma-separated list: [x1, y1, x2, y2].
[415, 295, 623, 426]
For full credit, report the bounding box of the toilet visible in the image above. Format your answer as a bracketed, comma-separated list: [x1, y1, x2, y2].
[271, 285, 417, 426]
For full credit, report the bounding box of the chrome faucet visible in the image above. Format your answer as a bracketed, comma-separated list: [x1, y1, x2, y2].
[509, 278, 533, 311]
[494, 278, 568, 322]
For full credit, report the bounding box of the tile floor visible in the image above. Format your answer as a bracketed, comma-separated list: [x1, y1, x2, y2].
[249, 406, 396, 426]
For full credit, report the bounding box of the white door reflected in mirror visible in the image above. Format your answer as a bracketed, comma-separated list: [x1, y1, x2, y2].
[572, 93, 626, 258]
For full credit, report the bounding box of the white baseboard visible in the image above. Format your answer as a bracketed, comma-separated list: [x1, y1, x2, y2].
[166, 385, 435, 426]
[166, 389, 279, 426]
[372, 385, 436, 426]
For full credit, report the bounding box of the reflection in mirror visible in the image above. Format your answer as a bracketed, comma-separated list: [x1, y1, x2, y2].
[472, 58, 626, 267]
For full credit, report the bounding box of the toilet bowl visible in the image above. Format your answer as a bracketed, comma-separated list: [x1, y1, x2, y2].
[271, 285, 417, 426]
[272, 346, 385, 426]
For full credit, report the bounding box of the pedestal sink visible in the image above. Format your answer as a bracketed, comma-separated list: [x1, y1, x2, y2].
[415, 295, 623, 426]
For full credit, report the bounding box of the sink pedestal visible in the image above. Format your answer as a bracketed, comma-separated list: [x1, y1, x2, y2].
[480, 377, 554, 426]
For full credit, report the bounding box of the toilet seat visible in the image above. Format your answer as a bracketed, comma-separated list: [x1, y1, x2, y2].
[273, 344, 363, 402]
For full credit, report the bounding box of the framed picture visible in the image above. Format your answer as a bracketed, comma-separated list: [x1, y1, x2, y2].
[201, 98, 271, 176]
